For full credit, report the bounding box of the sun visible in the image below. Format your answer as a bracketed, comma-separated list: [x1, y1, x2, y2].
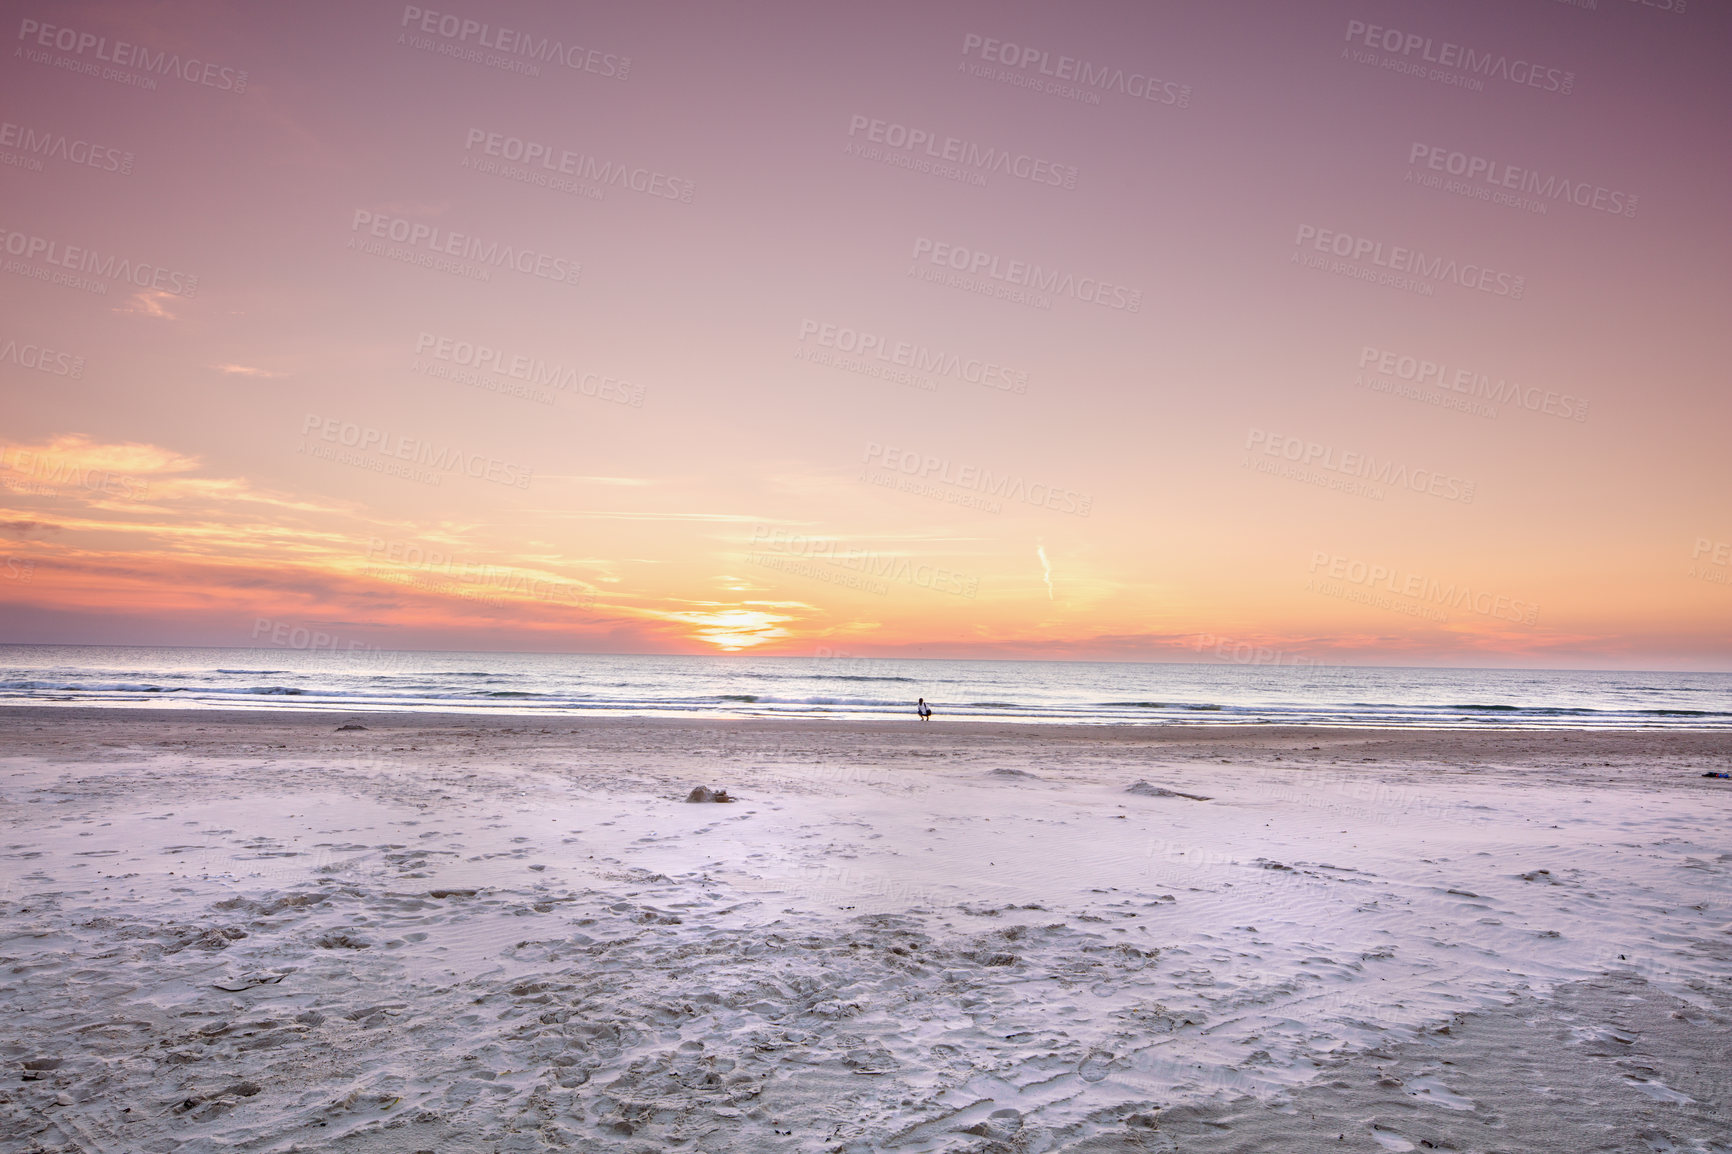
[670, 607, 795, 651]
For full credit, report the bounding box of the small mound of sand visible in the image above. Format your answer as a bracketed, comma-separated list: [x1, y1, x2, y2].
[1126, 780, 1211, 801]
[987, 768, 1040, 779]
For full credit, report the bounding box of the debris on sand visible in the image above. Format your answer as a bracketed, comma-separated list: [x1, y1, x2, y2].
[336, 724, 368, 731]
[686, 786, 735, 803]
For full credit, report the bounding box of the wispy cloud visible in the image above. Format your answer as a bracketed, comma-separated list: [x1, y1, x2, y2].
[114, 290, 179, 320]
[0, 520, 62, 538]
[211, 363, 287, 378]
[0, 435, 802, 652]
[543, 510, 793, 523]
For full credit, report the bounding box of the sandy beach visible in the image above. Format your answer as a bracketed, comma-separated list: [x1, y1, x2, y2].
[2, 709, 1729, 1153]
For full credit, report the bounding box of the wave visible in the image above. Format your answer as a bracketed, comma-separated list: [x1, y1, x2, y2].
[0, 680, 179, 692]
[1447, 705, 1599, 716]
[711, 669, 923, 686]
[742, 695, 894, 707]
[809, 674, 919, 684]
[211, 686, 306, 696]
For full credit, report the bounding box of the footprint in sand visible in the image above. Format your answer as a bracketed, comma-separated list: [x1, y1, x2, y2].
[1402, 1074, 1475, 1110]
[1622, 1074, 1694, 1104]
[1370, 1127, 1415, 1151]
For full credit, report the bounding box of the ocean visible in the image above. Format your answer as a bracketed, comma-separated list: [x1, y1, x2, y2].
[1, 644, 1728, 728]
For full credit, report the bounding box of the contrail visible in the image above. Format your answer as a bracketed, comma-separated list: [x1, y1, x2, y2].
[1037, 541, 1053, 600]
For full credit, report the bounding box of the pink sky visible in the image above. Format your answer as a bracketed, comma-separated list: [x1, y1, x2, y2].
[2, 0, 1729, 668]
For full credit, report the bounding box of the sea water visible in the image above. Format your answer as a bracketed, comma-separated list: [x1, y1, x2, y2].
[1, 644, 1729, 728]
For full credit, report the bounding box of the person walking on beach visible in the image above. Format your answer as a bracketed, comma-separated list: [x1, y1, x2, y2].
[917, 697, 932, 721]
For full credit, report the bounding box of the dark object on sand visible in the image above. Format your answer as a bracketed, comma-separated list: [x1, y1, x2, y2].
[212, 973, 287, 992]
[336, 724, 367, 731]
[1126, 780, 1212, 802]
[1703, 771, 1731, 779]
[686, 786, 735, 803]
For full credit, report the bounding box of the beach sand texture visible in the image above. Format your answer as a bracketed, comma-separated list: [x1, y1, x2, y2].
[2, 710, 1729, 1152]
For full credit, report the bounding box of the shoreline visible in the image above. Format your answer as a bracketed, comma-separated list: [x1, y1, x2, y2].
[8, 703, 1732, 747]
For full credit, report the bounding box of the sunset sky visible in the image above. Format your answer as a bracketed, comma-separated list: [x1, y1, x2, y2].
[2, 0, 1729, 668]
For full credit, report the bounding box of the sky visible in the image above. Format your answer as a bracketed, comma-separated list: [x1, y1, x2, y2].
[1, 0, 1729, 668]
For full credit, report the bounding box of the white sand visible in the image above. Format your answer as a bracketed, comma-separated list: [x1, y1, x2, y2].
[2, 710, 1729, 1152]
